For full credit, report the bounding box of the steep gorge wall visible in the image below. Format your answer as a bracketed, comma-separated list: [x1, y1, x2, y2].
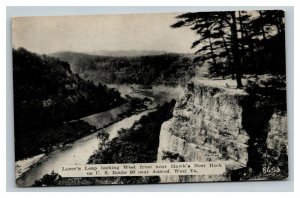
[157, 80, 288, 183]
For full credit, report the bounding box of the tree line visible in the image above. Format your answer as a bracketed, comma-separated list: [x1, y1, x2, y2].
[33, 100, 176, 186]
[13, 48, 125, 160]
[52, 52, 196, 86]
[171, 10, 285, 87]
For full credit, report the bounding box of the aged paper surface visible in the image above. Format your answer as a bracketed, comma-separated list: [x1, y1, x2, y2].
[13, 11, 288, 187]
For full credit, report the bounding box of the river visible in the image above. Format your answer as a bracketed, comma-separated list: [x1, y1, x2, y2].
[15, 85, 184, 187]
[16, 109, 155, 187]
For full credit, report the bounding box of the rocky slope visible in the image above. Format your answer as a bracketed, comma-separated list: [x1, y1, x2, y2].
[157, 79, 288, 182]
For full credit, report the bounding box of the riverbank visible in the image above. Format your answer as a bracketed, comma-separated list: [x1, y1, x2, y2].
[16, 84, 184, 186]
[15, 154, 46, 179]
[16, 108, 156, 187]
[15, 100, 147, 181]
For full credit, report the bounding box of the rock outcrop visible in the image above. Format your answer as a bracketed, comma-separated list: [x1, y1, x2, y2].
[157, 79, 288, 183]
[80, 103, 131, 129]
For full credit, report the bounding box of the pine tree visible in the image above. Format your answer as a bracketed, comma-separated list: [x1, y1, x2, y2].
[171, 10, 285, 88]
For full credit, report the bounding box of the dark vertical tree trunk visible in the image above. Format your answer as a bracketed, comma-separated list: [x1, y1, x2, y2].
[220, 30, 234, 79]
[209, 34, 224, 79]
[208, 35, 217, 67]
[258, 11, 269, 73]
[244, 29, 257, 73]
[231, 11, 243, 88]
[238, 11, 245, 52]
[221, 31, 231, 61]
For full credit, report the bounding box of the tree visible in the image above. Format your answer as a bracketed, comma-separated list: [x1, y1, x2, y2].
[243, 10, 285, 74]
[33, 171, 62, 186]
[171, 11, 244, 87]
[171, 10, 285, 88]
[97, 131, 110, 149]
[230, 11, 243, 88]
[13, 48, 126, 160]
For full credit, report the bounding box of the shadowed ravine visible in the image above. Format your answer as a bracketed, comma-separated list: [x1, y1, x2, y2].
[16, 85, 183, 187]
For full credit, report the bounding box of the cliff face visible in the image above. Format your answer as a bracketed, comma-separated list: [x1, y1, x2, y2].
[157, 80, 288, 182]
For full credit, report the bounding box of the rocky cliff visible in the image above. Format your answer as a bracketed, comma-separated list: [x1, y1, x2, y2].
[157, 79, 288, 182]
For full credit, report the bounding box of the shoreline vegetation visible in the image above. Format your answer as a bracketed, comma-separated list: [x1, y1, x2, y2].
[13, 48, 184, 182]
[15, 96, 153, 180]
[32, 100, 176, 186]
[13, 47, 190, 161]
[13, 48, 126, 161]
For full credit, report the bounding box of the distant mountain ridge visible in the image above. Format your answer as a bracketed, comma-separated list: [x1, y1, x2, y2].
[50, 51, 197, 86]
[51, 50, 195, 58]
[87, 50, 179, 57]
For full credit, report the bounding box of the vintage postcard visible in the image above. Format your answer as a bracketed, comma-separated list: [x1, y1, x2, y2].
[12, 10, 288, 187]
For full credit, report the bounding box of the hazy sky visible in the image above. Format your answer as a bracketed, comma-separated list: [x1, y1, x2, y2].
[12, 13, 198, 54]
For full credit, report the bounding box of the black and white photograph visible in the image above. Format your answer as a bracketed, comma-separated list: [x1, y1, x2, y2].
[12, 10, 288, 187]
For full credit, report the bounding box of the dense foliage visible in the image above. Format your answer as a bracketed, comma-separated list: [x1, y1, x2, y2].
[33, 100, 175, 186]
[88, 100, 176, 164]
[13, 48, 125, 160]
[172, 10, 286, 87]
[52, 52, 196, 86]
[86, 100, 175, 184]
[33, 171, 62, 187]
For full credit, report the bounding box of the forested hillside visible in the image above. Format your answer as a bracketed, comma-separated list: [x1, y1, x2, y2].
[33, 100, 176, 186]
[51, 52, 196, 86]
[13, 48, 125, 160]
